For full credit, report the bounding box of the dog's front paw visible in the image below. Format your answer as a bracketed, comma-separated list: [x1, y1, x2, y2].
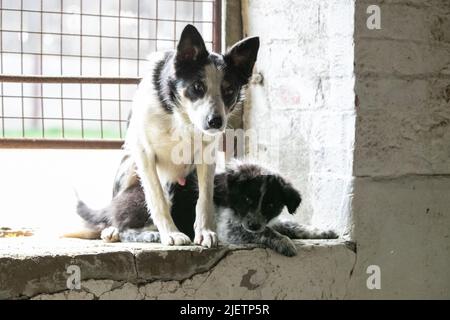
[291, 224, 339, 240]
[101, 227, 120, 243]
[160, 231, 191, 246]
[275, 236, 297, 257]
[320, 229, 339, 239]
[194, 229, 218, 248]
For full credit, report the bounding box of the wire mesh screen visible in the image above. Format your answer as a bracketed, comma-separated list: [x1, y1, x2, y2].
[0, 0, 220, 147]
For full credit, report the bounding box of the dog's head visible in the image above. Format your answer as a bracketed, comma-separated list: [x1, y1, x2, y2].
[171, 24, 259, 135]
[225, 164, 302, 233]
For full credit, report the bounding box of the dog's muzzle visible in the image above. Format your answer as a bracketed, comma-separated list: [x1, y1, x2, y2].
[206, 114, 223, 130]
[242, 221, 265, 233]
[203, 114, 225, 135]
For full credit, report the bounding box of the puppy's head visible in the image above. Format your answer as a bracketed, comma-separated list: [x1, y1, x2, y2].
[226, 164, 301, 233]
[172, 24, 259, 135]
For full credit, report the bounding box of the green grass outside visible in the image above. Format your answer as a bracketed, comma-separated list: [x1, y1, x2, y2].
[2, 127, 124, 139]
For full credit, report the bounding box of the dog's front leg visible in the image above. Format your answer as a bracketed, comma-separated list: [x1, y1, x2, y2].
[135, 148, 191, 246]
[270, 221, 338, 239]
[259, 227, 297, 257]
[194, 163, 218, 248]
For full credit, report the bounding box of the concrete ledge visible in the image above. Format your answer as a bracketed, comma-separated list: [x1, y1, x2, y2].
[0, 238, 356, 299]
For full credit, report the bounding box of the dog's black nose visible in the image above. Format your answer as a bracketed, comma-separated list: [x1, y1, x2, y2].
[207, 114, 223, 129]
[247, 222, 261, 231]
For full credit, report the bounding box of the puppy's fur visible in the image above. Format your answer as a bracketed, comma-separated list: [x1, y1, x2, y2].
[109, 25, 259, 247]
[77, 163, 338, 257]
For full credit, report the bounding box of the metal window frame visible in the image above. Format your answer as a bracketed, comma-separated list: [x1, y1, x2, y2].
[0, 0, 222, 149]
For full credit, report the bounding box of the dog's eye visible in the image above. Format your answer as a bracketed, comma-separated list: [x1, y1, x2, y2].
[224, 87, 235, 97]
[192, 81, 205, 94]
[245, 196, 252, 204]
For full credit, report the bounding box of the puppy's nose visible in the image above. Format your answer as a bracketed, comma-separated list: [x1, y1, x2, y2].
[247, 222, 261, 232]
[207, 114, 223, 129]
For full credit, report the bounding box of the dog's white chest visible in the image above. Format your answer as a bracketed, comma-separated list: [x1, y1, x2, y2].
[152, 131, 205, 184]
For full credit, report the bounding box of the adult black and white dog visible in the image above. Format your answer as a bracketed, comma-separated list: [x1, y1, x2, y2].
[76, 162, 338, 257]
[104, 25, 259, 248]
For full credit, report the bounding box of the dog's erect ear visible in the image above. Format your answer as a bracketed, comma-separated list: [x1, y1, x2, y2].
[280, 180, 302, 214]
[225, 37, 260, 80]
[176, 24, 208, 63]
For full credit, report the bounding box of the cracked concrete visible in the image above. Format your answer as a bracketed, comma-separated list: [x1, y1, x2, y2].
[0, 237, 355, 299]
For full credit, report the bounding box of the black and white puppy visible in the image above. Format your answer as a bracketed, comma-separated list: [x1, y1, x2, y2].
[77, 163, 338, 257]
[100, 24, 259, 248]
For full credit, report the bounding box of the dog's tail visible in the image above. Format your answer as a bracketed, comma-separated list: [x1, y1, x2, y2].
[76, 199, 110, 230]
[71, 186, 110, 229]
[61, 187, 110, 239]
[61, 201, 109, 240]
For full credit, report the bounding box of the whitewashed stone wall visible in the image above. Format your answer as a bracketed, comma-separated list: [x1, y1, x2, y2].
[241, 0, 355, 234]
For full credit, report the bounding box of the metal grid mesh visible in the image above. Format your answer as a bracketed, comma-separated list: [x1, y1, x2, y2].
[0, 0, 220, 147]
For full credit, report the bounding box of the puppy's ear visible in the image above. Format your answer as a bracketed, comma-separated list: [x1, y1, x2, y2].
[224, 37, 260, 80]
[281, 181, 302, 214]
[176, 24, 208, 64]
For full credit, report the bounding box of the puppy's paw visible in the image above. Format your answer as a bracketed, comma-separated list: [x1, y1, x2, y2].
[194, 229, 218, 248]
[141, 231, 161, 243]
[119, 230, 161, 243]
[160, 231, 191, 246]
[292, 224, 339, 240]
[320, 229, 339, 239]
[275, 236, 297, 257]
[101, 227, 120, 243]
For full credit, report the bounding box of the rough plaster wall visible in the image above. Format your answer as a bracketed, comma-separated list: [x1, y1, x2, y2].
[348, 0, 450, 298]
[241, 0, 355, 233]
